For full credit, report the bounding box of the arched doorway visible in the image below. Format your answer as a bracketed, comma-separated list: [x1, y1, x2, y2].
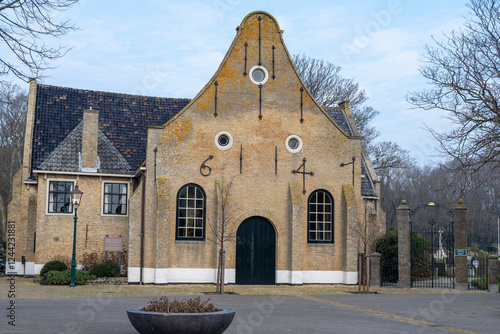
[236, 216, 276, 285]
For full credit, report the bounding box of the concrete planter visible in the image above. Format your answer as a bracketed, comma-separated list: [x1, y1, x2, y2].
[126, 307, 235, 334]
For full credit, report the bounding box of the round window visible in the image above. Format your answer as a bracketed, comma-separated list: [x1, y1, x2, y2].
[249, 66, 269, 85]
[215, 131, 233, 150]
[252, 68, 266, 82]
[218, 134, 230, 147]
[285, 135, 303, 153]
[288, 138, 299, 150]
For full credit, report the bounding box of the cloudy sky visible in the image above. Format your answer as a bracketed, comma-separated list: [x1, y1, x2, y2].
[5, 0, 471, 165]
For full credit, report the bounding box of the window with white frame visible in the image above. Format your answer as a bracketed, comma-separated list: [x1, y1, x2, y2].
[103, 183, 128, 215]
[48, 181, 74, 213]
[285, 135, 303, 153]
[308, 190, 334, 243]
[176, 184, 206, 240]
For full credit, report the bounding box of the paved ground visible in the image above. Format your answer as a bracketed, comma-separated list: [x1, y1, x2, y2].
[1, 277, 498, 334]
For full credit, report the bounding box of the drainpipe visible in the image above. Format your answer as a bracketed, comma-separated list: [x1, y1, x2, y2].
[140, 172, 146, 285]
[154, 147, 157, 183]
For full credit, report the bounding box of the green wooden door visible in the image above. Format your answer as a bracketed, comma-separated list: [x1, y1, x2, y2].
[236, 216, 276, 285]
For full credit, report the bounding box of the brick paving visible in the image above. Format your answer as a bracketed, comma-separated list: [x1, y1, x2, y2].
[1, 276, 497, 334]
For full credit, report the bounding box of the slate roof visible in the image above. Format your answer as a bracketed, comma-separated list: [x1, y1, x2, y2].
[38, 123, 133, 174]
[31, 84, 191, 174]
[322, 106, 377, 197]
[361, 157, 377, 197]
[31, 84, 378, 197]
[322, 106, 354, 136]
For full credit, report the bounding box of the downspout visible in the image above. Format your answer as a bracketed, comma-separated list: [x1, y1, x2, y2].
[140, 172, 146, 285]
[154, 147, 157, 183]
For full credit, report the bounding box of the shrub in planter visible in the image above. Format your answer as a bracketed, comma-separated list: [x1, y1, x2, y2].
[127, 296, 236, 334]
[142, 296, 219, 313]
[40, 260, 68, 276]
[89, 262, 120, 278]
[43, 269, 94, 285]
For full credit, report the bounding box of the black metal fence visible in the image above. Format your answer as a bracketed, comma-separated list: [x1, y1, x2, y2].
[381, 256, 398, 287]
[468, 256, 489, 290]
[411, 221, 455, 289]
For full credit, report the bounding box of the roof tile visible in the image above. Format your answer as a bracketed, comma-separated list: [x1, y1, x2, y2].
[32, 84, 190, 172]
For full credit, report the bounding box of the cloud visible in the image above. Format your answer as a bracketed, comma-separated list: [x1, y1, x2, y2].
[18, 0, 471, 164]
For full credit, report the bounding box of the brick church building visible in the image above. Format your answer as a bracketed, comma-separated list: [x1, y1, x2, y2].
[8, 11, 385, 284]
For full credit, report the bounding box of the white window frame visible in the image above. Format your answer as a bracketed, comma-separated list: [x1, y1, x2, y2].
[249, 65, 269, 85]
[46, 179, 76, 215]
[101, 181, 129, 217]
[285, 135, 303, 153]
[215, 131, 233, 151]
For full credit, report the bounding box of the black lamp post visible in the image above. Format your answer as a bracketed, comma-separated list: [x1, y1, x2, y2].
[69, 184, 83, 287]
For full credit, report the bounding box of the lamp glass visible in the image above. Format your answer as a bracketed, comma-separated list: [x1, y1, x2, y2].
[70, 185, 84, 208]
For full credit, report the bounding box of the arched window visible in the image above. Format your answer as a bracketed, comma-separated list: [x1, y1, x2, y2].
[176, 184, 206, 240]
[308, 190, 334, 243]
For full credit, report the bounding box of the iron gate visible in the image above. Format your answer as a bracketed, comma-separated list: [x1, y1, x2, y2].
[468, 256, 489, 290]
[381, 256, 398, 287]
[411, 214, 455, 288]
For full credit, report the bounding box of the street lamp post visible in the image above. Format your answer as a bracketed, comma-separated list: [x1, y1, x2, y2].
[69, 185, 83, 287]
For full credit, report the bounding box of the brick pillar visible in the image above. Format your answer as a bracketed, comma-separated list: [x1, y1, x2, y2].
[397, 200, 411, 288]
[369, 252, 381, 288]
[454, 199, 467, 290]
[289, 182, 304, 285]
[488, 254, 499, 293]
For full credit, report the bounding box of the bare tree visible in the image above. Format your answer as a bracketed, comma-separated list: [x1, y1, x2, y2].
[408, 0, 500, 175]
[351, 106, 380, 146]
[370, 141, 415, 177]
[379, 160, 500, 251]
[293, 53, 368, 109]
[0, 82, 27, 242]
[349, 201, 379, 293]
[293, 53, 414, 175]
[207, 176, 237, 294]
[0, 0, 78, 85]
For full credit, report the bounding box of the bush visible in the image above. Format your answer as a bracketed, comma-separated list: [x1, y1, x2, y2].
[410, 232, 433, 279]
[40, 260, 68, 276]
[142, 296, 219, 313]
[471, 277, 488, 290]
[375, 230, 398, 260]
[43, 269, 94, 285]
[89, 262, 120, 278]
[375, 230, 399, 283]
[81, 251, 128, 273]
[375, 230, 434, 280]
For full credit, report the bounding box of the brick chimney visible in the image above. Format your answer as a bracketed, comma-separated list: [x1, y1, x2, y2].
[81, 109, 99, 172]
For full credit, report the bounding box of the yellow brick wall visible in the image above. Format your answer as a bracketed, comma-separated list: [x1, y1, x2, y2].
[34, 175, 130, 266]
[8, 11, 385, 282]
[136, 12, 378, 278]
